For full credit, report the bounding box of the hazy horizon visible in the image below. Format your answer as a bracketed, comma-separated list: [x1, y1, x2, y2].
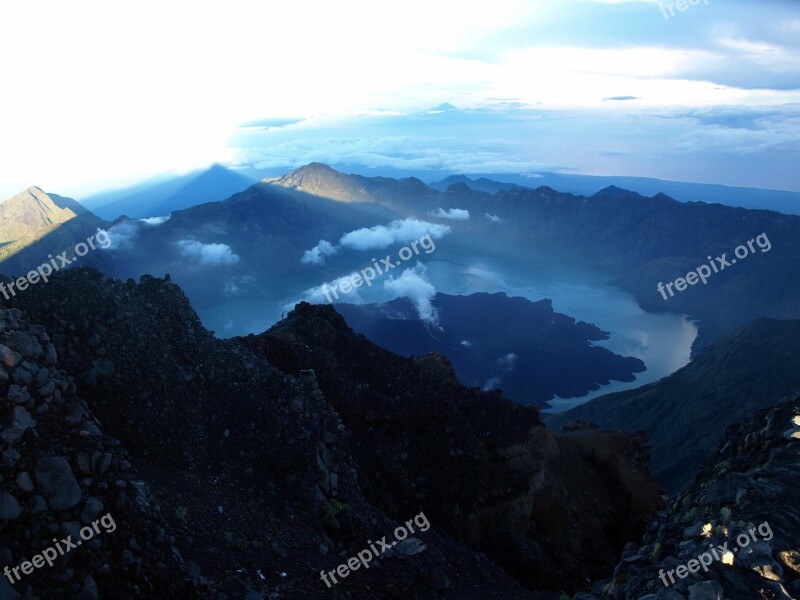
[2, 0, 798, 198]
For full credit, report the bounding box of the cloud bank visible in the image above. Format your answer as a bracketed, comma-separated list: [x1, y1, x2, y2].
[177, 240, 240, 266]
[340, 219, 450, 251]
[302, 218, 451, 265]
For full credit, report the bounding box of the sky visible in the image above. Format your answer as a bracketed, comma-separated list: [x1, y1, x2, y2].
[1, 0, 799, 198]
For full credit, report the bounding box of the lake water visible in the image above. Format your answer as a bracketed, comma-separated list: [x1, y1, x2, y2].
[421, 254, 697, 413]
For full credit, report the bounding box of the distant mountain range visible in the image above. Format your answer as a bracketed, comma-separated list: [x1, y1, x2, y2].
[6, 163, 799, 357]
[546, 318, 800, 492]
[430, 171, 800, 216]
[70, 162, 800, 225]
[265, 164, 800, 354]
[430, 175, 523, 195]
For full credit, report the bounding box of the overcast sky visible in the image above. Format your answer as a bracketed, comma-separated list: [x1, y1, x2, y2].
[1, 0, 798, 197]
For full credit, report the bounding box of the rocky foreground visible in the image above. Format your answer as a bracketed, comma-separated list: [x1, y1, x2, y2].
[0, 306, 195, 598]
[582, 398, 800, 599]
[1, 268, 668, 598]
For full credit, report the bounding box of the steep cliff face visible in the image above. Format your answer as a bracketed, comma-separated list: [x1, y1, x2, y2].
[585, 398, 800, 600]
[239, 301, 664, 593]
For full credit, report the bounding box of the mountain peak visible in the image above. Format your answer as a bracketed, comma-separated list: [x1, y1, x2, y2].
[268, 163, 370, 203]
[427, 102, 458, 113]
[297, 161, 338, 173]
[651, 191, 678, 203]
[592, 185, 646, 200]
[0, 186, 98, 262]
[4, 185, 58, 209]
[7, 185, 53, 205]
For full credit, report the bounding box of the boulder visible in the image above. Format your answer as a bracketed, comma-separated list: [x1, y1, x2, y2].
[36, 456, 82, 511]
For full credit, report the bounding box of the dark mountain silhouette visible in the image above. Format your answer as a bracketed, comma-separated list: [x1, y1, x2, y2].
[80, 164, 256, 220]
[418, 182, 800, 354]
[336, 292, 645, 406]
[546, 318, 800, 492]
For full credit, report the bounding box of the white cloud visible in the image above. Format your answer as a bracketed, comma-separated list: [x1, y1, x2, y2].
[176, 240, 240, 266]
[301, 239, 339, 265]
[384, 263, 440, 327]
[485, 213, 504, 223]
[140, 215, 170, 226]
[301, 218, 451, 265]
[460, 340, 473, 347]
[430, 208, 470, 221]
[340, 219, 450, 251]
